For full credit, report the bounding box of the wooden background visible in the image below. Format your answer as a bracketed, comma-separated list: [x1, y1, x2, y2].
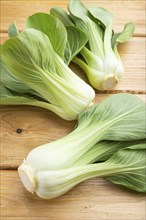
[0, 0, 146, 219]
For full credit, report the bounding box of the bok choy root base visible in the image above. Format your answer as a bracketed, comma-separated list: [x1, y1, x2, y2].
[18, 94, 146, 199]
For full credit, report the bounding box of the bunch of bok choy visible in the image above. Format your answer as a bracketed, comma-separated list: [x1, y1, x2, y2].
[18, 94, 146, 199]
[50, 0, 135, 90]
[0, 14, 95, 120]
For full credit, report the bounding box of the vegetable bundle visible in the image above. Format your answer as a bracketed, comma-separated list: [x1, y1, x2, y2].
[18, 94, 146, 199]
[1, 0, 145, 200]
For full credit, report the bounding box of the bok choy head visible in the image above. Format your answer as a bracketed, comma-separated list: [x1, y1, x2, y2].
[51, 0, 135, 90]
[18, 94, 146, 198]
[1, 14, 95, 120]
[28, 143, 146, 199]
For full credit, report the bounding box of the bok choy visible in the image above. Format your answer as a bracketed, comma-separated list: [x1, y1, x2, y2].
[18, 94, 146, 198]
[51, 0, 135, 90]
[1, 14, 95, 120]
[19, 143, 146, 199]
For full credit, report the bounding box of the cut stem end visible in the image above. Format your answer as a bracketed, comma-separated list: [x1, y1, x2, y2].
[102, 74, 118, 90]
[18, 160, 37, 194]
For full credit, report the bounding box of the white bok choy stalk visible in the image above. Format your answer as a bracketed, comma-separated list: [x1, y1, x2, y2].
[19, 143, 146, 199]
[51, 0, 135, 90]
[1, 14, 95, 121]
[18, 94, 146, 198]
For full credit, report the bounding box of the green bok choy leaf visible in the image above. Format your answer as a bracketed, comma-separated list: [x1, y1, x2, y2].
[18, 94, 146, 198]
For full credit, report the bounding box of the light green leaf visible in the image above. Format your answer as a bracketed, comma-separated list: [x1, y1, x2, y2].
[8, 22, 19, 37]
[111, 23, 135, 70]
[0, 59, 32, 93]
[68, 0, 104, 57]
[26, 13, 67, 59]
[1, 84, 12, 97]
[27, 12, 88, 65]
[50, 7, 88, 64]
[114, 22, 135, 45]
[89, 6, 113, 28]
[77, 93, 146, 141]
[68, 0, 90, 34]
[50, 6, 74, 26]
[88, 6, 114, 61]
[64, 26, 88, 64]
[0, 84, 37, 105]
[106, 143, 146, 192]
[112, 22, 135, 52]
[68, 0, 88, 17]
[111, 33, 120, 48]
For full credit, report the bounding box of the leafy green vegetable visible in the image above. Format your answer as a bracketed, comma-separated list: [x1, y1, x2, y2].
[19, 142, 146, 199]
[1, 27, 95, 120]
[50, 6, 74, 26]
[18, 94, 146, 198]
[51, 0, 135, 90]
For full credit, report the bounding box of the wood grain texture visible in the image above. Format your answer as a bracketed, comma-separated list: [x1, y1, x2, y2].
[1, 170, 146, 220]
[1, 33, 146, 92]
[1, 0, 145, 36]
[0, 106, 75, 168]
